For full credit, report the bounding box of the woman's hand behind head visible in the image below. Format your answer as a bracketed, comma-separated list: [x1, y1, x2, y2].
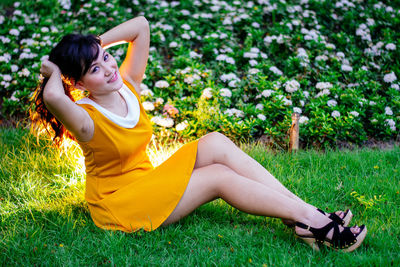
[40, 58, 61, 78]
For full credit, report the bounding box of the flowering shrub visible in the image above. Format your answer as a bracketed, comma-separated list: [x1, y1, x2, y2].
[1, 0, 399, 148]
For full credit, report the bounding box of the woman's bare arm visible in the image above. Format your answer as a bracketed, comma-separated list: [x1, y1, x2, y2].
[41, 60, 94, 142]
[100, 16, 150, 94]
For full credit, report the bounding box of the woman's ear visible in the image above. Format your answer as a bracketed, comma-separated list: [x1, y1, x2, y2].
[74, 80, 85, 91]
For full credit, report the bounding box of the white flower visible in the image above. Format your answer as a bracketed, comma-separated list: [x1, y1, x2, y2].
[155, 80, 169, 88]
[155, 97, 164, 105]
[303, 91, 310, 98]
[383, 72, 397, 83]
[349, 111, 359, 117]
[224, 108, 244, 118]
[181, 24, 191, 30]
[248, 68, 260, 75]
[140, 89, 154, 97]
[341, 64, 353, 72]
[228, 80, 238, 87]
[169, 41, 178, 48]
[220, 73, 239, 82]
[3, 74, 12, 81]
[261, 89, 274, 98]
[316, 82, 333, 90]
[140, 83, 149, 91]
[385, 43, 396, 50]
[1, 81, 10, 88]
[385, 119, 396, 131]
[331, 110, 341, 118]
[0, 15, 4, 24]
[336, 52, 345, 58]
[390, 84, 399, 91]
[225, 57, 235, 64]
[284, 80, 300, 93]
[176, 120, 189, 131]
[255, 104, 264, 110]
[41, 27, 49, 33]
[184, 75, 194, 84]
[189, 51, 202, 58]
[315, 55, 328, 61]
[19, 68, 30, 77]
[11, 65, 19, 72]
[181, 33, 190, 39]
[257, 114, 266, 121]
[385, 107, 393, 116]
[327, 99, 337, 107]
[326, 43, 336, 50]
[10, 29, 20, 36]
[151, 116, 174, 128]
[315, 89, 331, 98]
[283, 98, 292, 106]
[181, 10, 190, 16]
[252, 22, 260, 28]
[299, 116, 309, 124]
[249, 59, 258, 66]
[142, 101, 155, 111]
[269, 66, 283, 76]
[201, 88, 213, 99]
[243, 52, 258, 59]
[216, 54, 227, 61]
[220, 88, 232, 97]
[58, 0, 71, 9]
[293, 107, 302, 114]
[10, 91, 18, 101]
[0, 36, 11, 44]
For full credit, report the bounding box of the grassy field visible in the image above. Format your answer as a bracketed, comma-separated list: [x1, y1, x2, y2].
[0, 127, 399, 266]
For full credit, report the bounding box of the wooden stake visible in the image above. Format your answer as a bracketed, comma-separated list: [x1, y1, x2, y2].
[289, 112, 300, 152]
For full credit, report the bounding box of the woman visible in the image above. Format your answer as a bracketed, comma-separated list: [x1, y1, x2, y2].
[32, 16, 367, 252]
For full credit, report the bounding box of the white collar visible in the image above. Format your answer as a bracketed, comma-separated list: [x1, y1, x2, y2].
[76, 84, 140, 128]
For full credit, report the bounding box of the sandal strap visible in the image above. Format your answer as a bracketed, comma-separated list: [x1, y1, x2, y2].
[317, 208, 345, 225]
[331, 226, 358, 248]
[296, 221, 336, 243]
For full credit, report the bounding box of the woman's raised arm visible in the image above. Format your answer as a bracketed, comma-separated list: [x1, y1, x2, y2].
[100, 16, 150, 94]
[41, 60, 94, 142]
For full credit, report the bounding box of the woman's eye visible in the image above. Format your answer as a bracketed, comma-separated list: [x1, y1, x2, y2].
[92, 66, 99, 73]
[104, 54, 109, 61]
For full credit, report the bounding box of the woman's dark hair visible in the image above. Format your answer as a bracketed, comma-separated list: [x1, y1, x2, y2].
[30, 34, 102, 148]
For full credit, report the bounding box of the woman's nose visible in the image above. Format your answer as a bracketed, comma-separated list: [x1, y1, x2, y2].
[104, 64, 113, 76]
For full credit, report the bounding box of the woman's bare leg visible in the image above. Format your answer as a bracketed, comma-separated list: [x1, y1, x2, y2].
[162, 163, 361, 238]
[194, 132, 312, 207]
[193, 132, 346, 223]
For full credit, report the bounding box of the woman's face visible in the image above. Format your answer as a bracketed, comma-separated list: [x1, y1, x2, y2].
[76, 45, 123, 96]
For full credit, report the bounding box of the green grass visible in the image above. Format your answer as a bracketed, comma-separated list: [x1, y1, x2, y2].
[1, 127, 399, 266]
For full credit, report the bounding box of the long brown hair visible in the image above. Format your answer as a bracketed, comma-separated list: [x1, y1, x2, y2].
[30, 34, 102, 148]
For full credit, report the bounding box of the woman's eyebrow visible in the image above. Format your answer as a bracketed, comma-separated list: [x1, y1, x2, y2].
[89, 51, 106, 69]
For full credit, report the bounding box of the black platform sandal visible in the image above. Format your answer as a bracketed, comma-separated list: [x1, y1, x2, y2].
[317, 208, 353, 227]
[295, 221, 367, 252]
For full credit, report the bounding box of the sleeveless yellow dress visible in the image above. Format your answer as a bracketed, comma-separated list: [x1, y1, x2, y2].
[76, 80, 199, 232]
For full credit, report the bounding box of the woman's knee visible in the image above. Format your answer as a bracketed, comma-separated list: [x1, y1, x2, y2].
[198, 132, 235, 161]
[201, 132, 231, 145]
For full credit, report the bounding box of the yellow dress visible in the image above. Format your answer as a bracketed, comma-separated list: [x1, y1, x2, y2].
[76, 80, 198, 232]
